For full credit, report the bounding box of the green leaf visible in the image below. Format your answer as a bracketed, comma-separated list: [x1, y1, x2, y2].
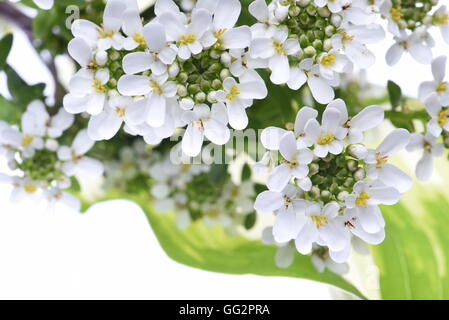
[244, 212, 257, 230]
[373, 185, 449, 299]
[5, 65, 46, 107]
[0, 95, 22, 124]
[241, 163, 252, 181]
[83, 192, 366, 299]
[0, 34, 13, 70]
[387, 80, 402, 111]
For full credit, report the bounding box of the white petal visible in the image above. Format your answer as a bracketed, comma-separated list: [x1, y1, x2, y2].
[182, 124, 204, 157]
[254, 190, 283, 213]
[118, 75, 150, 96]
[267, 164, 291, 192]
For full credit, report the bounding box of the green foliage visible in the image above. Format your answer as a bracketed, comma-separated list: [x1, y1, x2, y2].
[387, 80, 402, 111]
[5, 65, 46, 107]
[0, 34, 13, 70]
[373, 189, 449, 300]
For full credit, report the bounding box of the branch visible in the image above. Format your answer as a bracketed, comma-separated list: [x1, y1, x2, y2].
[0, 2, 66, 106]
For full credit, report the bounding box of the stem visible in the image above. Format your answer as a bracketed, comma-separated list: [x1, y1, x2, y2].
[0, 2, 66, 106]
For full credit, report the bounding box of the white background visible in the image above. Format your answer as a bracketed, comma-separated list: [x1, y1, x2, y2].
[0, 2, 448, 299]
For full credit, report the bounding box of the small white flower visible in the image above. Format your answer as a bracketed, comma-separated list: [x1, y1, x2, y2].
[45, 187, 81, 212]
[424, 93, 449, 137]
[249, 27, 300, 84]
[406, 133, 444, 181]
[215, 75, 267, 130]
[311, 245, 349, 275]
[304, 107, 347, 157]
[318, 50, 350, 81]
[71, 0, 126, 50]
[295, 201, 349, 255]
[326, 99, 384, 144]
[385, 30, 432, 66]
[181, 103, 230, 157]
[158, 8, 212, 60]
[248, 0, 278, 38]
[266, 132, 313, 192]
[433, 5, 449, 44]
[365, 128, 412, 193]
[419, 56, 449, 105]
[57, 130, 104, 177]
[118, 73, 177, 128]
[122, 22, 177, 75]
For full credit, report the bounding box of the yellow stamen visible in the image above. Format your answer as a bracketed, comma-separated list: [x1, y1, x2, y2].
[226, 85, 240, 101]
[390, 7, 403, 22]
[355, 191, 371, 208]
[133, 33, 146, 47]
[24, 184, 37, 194]
[321, 54, 335, 66]
[273, 40, 286, 56]
[375, 152, 389, 169]
[213, 29, 227, 50]
[438, 109, 449, 127]
[311, 216, 329, 228]
[21, 135, 34, 147]
[92, 79, 106, 93]
[115, 106, 126, 118]
[178, 34, 196, 46]
[436, 82, 448, 94]
[317, 133, 335, 145]
[97, 26, 114, 39]
[341, 31, 355, 43]
[149, 80, 163, 95]
[434, 13, 449, 26]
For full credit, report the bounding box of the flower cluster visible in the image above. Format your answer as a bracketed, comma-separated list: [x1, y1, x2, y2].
[382, 0, 449, 65]
[247, 0, 385, 103]
[64, 0, 268, 158]
[254, 99, 412, 265]
[406, 56, 448, 181]
[150, 151, 256, 233]
[0, 101, 103, 209]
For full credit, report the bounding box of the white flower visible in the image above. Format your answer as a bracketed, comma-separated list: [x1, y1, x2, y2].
[418, 56, 449, 105]
[318, 50, 350, 81]
[365, 128, 412, 193]
[122, 22, 177, 76]
[295, 201, 349, 255]
[433, 5, 449, 44]
[248, 0, 278, 38]
[249, 27, 300, 84]
[57, 130, 104, 177]
[325, 99, 384, 144]
[71, 0, 126, 50]
[87, 95, 135, 141]
[254, 185, 307, 243]
[345, 180, 400, 234]
[181, 103, 230, 157]
[266, 132, 313, 192]
[386, 30, 432, 66]
[331, 24, 385, 68]
[215, 75, 268, 130]
[424, 93, 449, 137]
[46, 108, 74, 139]
[158, 8, 212, 60]
[64, 68, 110, 116]
[45, 187, 81, 212]
[287, 59, 335, 104]
[200, 0, 252, 51]
[406, 133, 444, 181]
[311, 245, 349, 275]
[8, 177, 42, 203]
[314, 0, 345, 13]
[228, 48, 268, 77]
[118, 73, 177, 128]
[304, 107, 347, 157]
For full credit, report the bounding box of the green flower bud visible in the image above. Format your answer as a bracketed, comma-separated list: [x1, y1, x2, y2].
[317, 6, 331, 18]
[299, 34, 310, 48]
[195, 92, 206, 103]
[309, 186, 320, 199]
[188, 84, 201, 95]
[347, 160, 358, 172]
[309, 163, 319, 175]
[344, 177, 355, 188]
[337, 191, 349, 202]
[178, 72, 188, 83]
[354, 168, 366, 181]
[312, 39, 323, 51]
[177, 85, 188, 97]
[200, 79, 211, 91]
[220, 69, 231, 80]
[212, 79, 222, 90]
[320, 190, 332, 202]
[304, 45, 316, 57]
[289, 5, 300, 17]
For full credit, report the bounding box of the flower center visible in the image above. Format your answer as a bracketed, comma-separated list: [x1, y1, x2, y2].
[71, 151, 82, 163]
[438, 109, 449, 127]
[97, 26, 114, 39]
[213, 29, 227, 50]
[436, 81, 448, 94]
[423, 140, 433, 152]
[390, 7, 403, 22]
[434, 13, 449, 26]
[149, 80, 163, 96]
[24, 184, 37, 194]
[355, 191, 371, 208]
[178, 34, 196, 46]
[340, 31, 355, 43]
[21, 135, 34, 147]
[92, 79, 106, 93]
[317, 133, 335, 145]
[273, 40, 286, 56]
[226, 85, 240, 101]
[321, 54, 335, 66]
[115, 106, 126, 118]
[311, 216, 328, 228]
[133, 33, 146, 47]
[375, 152, 389, 169]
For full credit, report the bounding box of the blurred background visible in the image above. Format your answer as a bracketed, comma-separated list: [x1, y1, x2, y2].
[0, 0, 448, 299]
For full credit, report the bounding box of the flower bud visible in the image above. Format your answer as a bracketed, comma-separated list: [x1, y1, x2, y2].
[348, 144, 368, 160]
[195, 92, 206, 103]
[337, 191, 349, 201]
[330, 14, 342, 28]
[180, 98, 195, 110]
[96, 51, 108, 66]
[221, 53, 232, 66]
[354, 168, 366, 181]
[169, 63, 180, 77]
[220, 69, 231, 80]
[177, 85, 188, 97]
[304, 46, 316, 57]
